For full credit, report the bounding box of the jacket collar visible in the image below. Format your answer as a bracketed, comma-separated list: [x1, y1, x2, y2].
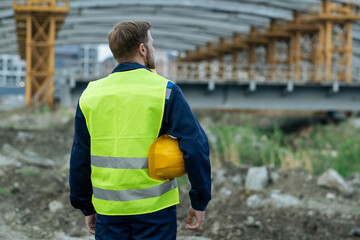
[112, 62, 152, 73]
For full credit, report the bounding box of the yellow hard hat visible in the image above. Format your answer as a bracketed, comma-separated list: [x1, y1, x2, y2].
[148, 134, 186, 181]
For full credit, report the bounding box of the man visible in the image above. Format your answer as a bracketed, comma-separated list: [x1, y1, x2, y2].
[69, 20, 211, 240]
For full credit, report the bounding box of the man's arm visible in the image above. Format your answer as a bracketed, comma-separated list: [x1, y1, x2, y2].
[162, 84, 211, 229]
[69, 103, 95, 216]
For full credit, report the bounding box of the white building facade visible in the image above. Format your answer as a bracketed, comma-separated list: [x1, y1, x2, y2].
[0, 54, 26, 87]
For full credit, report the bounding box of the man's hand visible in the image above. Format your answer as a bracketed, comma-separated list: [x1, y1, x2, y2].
[85, 213, 97, 235]
[185, 206, 205, 230]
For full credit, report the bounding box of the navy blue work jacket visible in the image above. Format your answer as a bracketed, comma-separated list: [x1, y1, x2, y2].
[69, 62, 211, 216]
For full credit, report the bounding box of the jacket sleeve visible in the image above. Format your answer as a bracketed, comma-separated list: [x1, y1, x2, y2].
[163, 84, 211, 211]
[69, 103, 95, 216]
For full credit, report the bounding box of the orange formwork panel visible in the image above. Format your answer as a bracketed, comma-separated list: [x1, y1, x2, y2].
[13, 0, 69, 107]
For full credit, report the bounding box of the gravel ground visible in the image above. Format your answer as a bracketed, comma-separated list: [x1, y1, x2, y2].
[0, 107, 360, 240]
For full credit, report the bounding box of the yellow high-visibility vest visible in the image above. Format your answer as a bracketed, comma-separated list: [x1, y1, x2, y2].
[79, 68, 179, 215]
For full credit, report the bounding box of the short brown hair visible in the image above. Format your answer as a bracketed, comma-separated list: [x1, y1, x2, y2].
[108, 21, 151, 62]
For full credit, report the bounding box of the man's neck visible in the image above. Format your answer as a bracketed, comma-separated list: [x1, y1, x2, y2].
[126, 55, 145, 66]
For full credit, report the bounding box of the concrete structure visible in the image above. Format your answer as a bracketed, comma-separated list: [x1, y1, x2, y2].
[1, 0, 360, 110]
[69, 80, 360, 111]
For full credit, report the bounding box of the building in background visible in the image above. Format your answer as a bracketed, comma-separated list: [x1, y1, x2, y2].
[0, 44, 99, 88]
[0, 54, 26, 111]
[0, 44, 176, 107]
[100, 56, 117, 76]
[54, 44, 100, 103]
[79, 45, 99, 78]
[55, 44, 99, 80]
[55, 45, 79, 69]
[0, 54, 26, 87]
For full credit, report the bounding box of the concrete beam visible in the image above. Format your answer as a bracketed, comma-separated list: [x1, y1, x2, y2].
[70, 81, 360, 111]
[178, 83, 360, 111]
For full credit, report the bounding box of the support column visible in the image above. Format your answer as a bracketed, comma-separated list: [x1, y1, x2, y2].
[27, 15, 56, 106]
[267, 39, 276, 81]
[205, 59, 211, 79]
[47, 15, 55, 106]
[232, 51, 238, 79]
[218, 54, 224, 79]
[176, 63, 184, 80]
[248, 45, 256, 81]
[346, 21, 352, 83]
[13, 0, 69, 107]
[25, 13, 32, 105]
[194, 62, 199, 79]
[294, 31, 301, 81]
[324, 21, 333, 82]
[315, 24, 325, 82]
[187, 63, 192, 79]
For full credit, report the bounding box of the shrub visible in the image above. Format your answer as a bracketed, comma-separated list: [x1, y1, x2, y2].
[203, 117, 360, 177]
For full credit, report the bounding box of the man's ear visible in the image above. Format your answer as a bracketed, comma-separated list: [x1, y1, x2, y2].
[138, 43, 146, 57]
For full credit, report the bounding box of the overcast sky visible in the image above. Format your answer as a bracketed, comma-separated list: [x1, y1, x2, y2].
[97, 44, 113, 62]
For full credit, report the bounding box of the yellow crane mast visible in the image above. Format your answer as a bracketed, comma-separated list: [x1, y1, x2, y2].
[13, 0, 69, 107]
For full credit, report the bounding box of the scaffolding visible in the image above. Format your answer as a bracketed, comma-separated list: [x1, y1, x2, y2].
[178, 0, 360, 84]
[13, 0, 69, 107]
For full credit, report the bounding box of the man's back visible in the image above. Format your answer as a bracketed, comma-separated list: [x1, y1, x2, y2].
[70, 20, 211, 239]
[79, 68, 179, 216]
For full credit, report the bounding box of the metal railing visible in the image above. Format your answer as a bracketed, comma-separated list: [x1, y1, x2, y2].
[54, 61, 360, 89]
[172, 62, 360, 84]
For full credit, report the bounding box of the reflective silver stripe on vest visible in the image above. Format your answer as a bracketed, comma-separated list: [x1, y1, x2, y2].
[91, 155, 148, 169]
[165, 88, 172, 100]
[93, 179, 178, 201]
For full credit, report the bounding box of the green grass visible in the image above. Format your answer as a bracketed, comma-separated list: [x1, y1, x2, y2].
[0, 187, 10, 195]
[39, 106, 52, 114]
[349, 205, 360, 215]
[20, 168, 39, 176]
[202, 117, 360, 178]
[207, 124, 286, 167]
[176, 175, 189, 187]
[335, 137, 360, 178]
